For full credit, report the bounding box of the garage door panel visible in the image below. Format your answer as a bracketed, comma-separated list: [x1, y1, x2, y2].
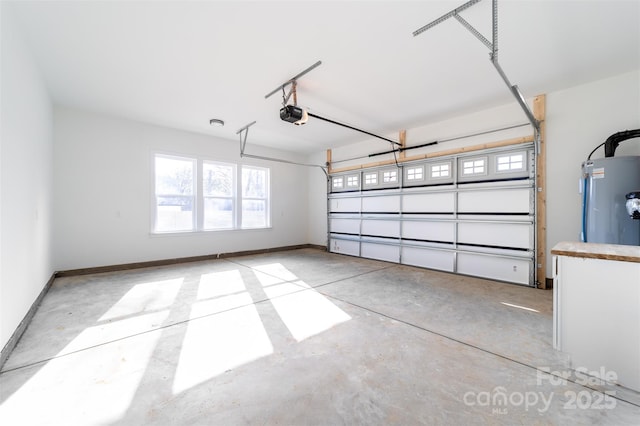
[458, 189, 531, 213]
[361, 243, 400, 263]
[361, 220, 400, 238]
[330, 218, 360, 235]
[330, 198, 360, 213]
[457, 253, 530, 285]
[403, 193, 454, 213]
[458, 222, 531, 249]
[362, 195, 400, 212]
[401, 247, 454, 272]
[330, 239, 360, 256]
[402, 221, 455, 242]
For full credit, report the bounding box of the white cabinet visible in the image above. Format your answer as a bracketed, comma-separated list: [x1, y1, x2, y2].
[552, 242, 640, 392]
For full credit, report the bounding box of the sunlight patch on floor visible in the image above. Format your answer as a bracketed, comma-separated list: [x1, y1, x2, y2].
[197, 270, 245, 300]
[99, 278, 183, 321]
[255, 263, 351, 342]
[172, 272, 273, 394]
[501, 302, 539, 313]
[59, 310, 171, 356]
[172, 303, 273, 394]
[0, 329, 162, 425]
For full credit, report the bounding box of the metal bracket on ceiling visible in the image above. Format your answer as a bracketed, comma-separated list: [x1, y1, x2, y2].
[281, 81, 298, 107]
[413, 0, 541, 152]
[237, 120, 257, 157]
[265, 60, 401, 147]
[235, 121, 328, 178]
[265, 60, 323, 103]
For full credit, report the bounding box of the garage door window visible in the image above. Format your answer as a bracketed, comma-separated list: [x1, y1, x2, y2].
[462, 158, 486, 176]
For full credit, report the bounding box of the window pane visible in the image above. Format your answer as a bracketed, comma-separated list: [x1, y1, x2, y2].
[496, 153, 525, 172]
[463, 159, 485, 175]
[383, 171, 397, 182]
[364, 173, 377, 185]
[407, 167, 423, 180]
[155, 156, 194, 195]
[431, 163, 450, 178]
[243, 167, 267, 197]
[155, 195, 193, 232]
[204, 198, 233, 229]
[242, 200, 266, 228]
[155, 155, 195, 232]
[204, 163, 233, 197]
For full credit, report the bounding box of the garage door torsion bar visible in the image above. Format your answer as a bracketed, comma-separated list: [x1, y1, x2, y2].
[330, 122, 529, 164]
[412, 0, 540, 136]
[236, 121, 328, 177]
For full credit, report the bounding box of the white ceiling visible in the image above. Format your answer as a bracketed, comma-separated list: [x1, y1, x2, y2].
[9, 0, 640, 154]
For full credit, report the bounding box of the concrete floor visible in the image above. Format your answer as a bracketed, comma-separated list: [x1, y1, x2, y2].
[1, 248, 639, 425]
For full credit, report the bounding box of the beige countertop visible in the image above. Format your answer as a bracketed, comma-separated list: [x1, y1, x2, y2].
[551, 241, 640, 263]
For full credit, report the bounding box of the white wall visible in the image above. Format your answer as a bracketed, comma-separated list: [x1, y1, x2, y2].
[1, 4, 54, 350]
[308, 69, 640, 280]
[53, 107, 309, 271]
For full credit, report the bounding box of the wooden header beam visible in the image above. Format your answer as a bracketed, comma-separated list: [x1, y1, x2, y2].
[328, 134, 534, 174]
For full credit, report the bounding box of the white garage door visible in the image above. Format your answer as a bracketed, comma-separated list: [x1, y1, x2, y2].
[328, 145, 536, 286]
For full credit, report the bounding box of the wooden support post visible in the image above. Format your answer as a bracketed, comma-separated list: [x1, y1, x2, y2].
[534, 94, 547, 289]
[399, 130, 407, 161]
[326, 149, 332, 174]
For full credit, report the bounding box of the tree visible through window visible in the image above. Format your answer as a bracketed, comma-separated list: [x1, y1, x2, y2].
[203, 162, 234, 229]
[242, 166, 269, 228]
[154, 155, 195, 232]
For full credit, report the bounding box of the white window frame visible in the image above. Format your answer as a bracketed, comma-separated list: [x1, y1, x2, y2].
[496, 152, 526, 173]
[241, 165, 271, 229]
[202, 160, 236, 230]
[152, 153, 271, 234]
[461, 157, 487, 177]
[430, 162, 451, 179]
[382, 170, 398, 183]
[153, 154, 196, 233]
[332, 176, 344, 189]
[364, 172, 378, 186]
[406, 166, 424, 182]
[346, 175, 359, 188]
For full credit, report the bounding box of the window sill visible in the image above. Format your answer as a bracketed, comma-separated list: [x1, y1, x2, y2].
[150, 227, 273, 237]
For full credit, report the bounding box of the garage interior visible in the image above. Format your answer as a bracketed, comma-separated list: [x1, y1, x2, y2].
[1, 0, 639, 424]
